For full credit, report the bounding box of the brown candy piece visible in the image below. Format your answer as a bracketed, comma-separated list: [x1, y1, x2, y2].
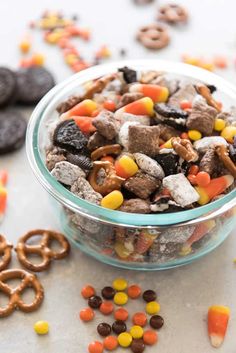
[97, 322, 112, 337]
[92, 110, 118, 140]
[142, 289, 157, 302]
[150, 315, 164, 329]
[112, 320, 127, 334]
[15, 229, 70, 272]
[0, 234, 13, 271]
[158, 4, 188, 24]
[88, 295, 102, 309]
[131, 339, 146, 353]
[137, 24, 170, 50]
[0, 269, 44, 317]
[124, 172, 160, 199]
[101, 286, 116, 300]
[128, 125, 160, 157]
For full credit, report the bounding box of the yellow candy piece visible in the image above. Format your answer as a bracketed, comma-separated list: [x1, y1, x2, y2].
[32, 53, 45, 66]
[34, 321, 49, 335]
[221, 126, 236, 143]
[118, 332, 133, 347]
[130, 325, 144, 339]
[114, 242, 132, 258]
[19, 40, 31, 54]
[161, 138, 172, 149]
[64, 54, 78, 66]
[101, 190, 124, 210]
[146, 301, 160, 315]
[118, 155, 139, 177]
[179, 245, 192, 256]
[114, 292, 128, 305]
[188, 130, 202, 141]
[214, 118, 226, 132]
[113, 278, 128, 291]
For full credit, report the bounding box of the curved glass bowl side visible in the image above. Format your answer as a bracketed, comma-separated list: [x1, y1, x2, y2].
[27, 59, 236, 227]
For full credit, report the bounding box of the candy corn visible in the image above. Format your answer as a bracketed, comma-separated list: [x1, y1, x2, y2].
[115, 155, 139, 179]
[61, 99, 97, 119]
[73, 116, 96, 133]
[135, 231, 157, 254]
[129, 84, 169, 103]
[195, 175, 234, 205]
[208, 305, 230, 348]
[0, 186, 7, 223]
[115, 97, 154, 120]
[0, 170, 8, 186]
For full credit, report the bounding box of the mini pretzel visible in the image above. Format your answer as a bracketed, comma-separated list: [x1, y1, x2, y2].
[172, 137, 199, 162]
[196, 85, 221, 112]
[0, 269, 44, 318]
[0, 235, 13, 271]
[15, 230, 70, 272]
[216, 145, 236, 178]
[91, 144, 122, 161]
[137, 24, 170, 50]
[158, 4, 188, 24]
[88, 161, 125, 195]
[83, 74, 117, 100]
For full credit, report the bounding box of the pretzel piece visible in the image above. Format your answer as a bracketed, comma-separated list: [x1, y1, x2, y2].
[15, 229, 70, 272]
[91, 144, 122, 161]
[158, 4, 188, 24]
[0, 269, 44, 318]
[196, 85, 221, 112]
[88, 161, 125, 195]
[172, 137, 199, 162]
[216, 144, 236, 178]
[0, 235, 13, 271]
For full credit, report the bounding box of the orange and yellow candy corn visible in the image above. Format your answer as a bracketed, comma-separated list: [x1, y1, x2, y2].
[115, 97, 154, 119]
[0, 186, 7, 223]
[129, 84, 169, 103]
[115, 155, 139, 179]
[208, 305, 230, 348]
[62, 99, 97, 119]
[195, 175, 234, 205]
[73, 116, 96, 133]
[135, 231, 158, 254]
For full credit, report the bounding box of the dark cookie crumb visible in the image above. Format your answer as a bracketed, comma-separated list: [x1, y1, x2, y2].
[118, 66, 137, 84]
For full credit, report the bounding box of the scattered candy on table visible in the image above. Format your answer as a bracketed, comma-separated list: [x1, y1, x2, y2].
[114, 292, 129, 306]
[208, 305, 230, 348]
[118, 332, 133, 347]
[80, 307, 95, 322]
[81, 285, 96, 299]
[34, 320, 49, 335]
[145, 301, 161, 315]
[114, 308, 129, 321]
[0, 170, 8, 223]
[103, 336, 118, 351]
[132, 312, 147, 327]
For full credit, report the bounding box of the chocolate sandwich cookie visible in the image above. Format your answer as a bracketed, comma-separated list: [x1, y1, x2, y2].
[0, 67, 16, 107]
[0, 110, 27, 154]
[16, 67, 55, 105]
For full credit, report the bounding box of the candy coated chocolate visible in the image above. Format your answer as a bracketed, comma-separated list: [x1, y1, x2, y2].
[149, 315, 164, 329]
[88, 295, 102, 309]
[131, 339, 146, 353]
[112, 320, 127, 334]
[97, 322, 112, 337]
[142, 290, 157, 302]
[101, 286, 116, 300]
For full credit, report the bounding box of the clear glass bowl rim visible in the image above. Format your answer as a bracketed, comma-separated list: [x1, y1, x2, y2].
[26, 59, 236, 227]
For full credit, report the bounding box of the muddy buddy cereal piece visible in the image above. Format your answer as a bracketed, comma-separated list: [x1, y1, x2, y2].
[34, 320, 49, 335]
[158, 4, 188, 24]
[186, 98, 218, 136]
[163, 174, 200, 207]
[137, 24, 170, 50]
[92, 110, 118, 140]
[128, 125, 160, 157]
[123, 172, 160, 199]
[80, 307, 95, 321]
[129, 83, 169, 103]
[46, 147, 66, 171]
[194, 136, 227, 153]
[81, 285, 96, 299]
[208, 305, 230, 348]
[88, 341, 104, 353]
[118, 112, 150, 127]
[71, 177, 102, 204]
[51, 161, 86, 185]
[119, 199, 151, 213]
[118, 121, 140, 149]
[118, 332, 133, 347]
[158, 226, 195, 244]
[199, 148, 219, 175]
[103, 336, 118, 351]
[168, 83, 196, 107]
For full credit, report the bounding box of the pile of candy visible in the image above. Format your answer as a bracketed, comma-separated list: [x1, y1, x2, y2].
[79, 278, 163, 353]
[182, 54, 228, 72]
[0, 170, 8, 222]
[47, 66, 236, 216]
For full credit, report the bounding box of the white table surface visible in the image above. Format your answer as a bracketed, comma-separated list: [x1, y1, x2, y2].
[0, 0, 236, 352]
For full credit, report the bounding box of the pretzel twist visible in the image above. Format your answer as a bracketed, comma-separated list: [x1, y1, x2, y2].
[0, 269, 44, 318]
[88, 161, 125, 195]
[172, 137, 199, 162]
[91, 144, 122, 161]
[196, 85, 221, 112]
[216, 144, 236, 178]
[15, 229, 70, 272]
[0, 235, 13, 271]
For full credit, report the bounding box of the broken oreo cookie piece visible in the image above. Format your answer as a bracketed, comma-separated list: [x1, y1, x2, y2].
[154, 103, 188, 130]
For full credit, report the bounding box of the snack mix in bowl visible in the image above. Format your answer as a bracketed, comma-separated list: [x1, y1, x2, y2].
[27, 60, 236, 270]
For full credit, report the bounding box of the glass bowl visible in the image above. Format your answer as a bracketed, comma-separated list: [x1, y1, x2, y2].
[26, 59, 236, 270]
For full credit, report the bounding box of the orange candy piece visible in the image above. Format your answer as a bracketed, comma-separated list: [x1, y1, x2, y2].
[79, 307, 95, 322]
[187, 174, 197, 185]
[132, 312, 147, 327]
[88, 341, 104, 353]
[73, 116, 97, 133]
[180, 100, 192, 110]
[0, 170, 8, 186]
[103, 336, 118, 351]
[208, 305, 230, 348]
[99, 301, 114, 315]
[116, 97, 154, 117]
[186, 220, 216, 247]
[101, 156, 115, 164]
[63, 99, 97, 118]
[127, 285, 141, 299]
[103, 100, 116, 112]
[81, 285, 96, 299]
[195, 171, 211, 187]
[188, 165, 199, 176]
[143, 330, 158, 345]
[114, 308, 129, 321]
[130, 84, 169, 103]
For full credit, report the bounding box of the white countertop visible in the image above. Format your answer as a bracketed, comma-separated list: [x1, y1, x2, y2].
[0, 0, 236, 352]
